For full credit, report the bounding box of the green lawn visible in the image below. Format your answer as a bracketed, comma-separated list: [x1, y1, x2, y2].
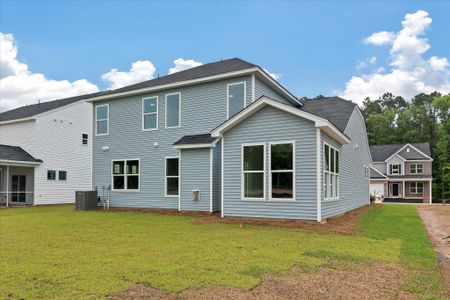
[0, 205, 446, 299]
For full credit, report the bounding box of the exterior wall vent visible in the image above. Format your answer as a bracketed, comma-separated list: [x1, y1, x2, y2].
[192, 190, 200, 201]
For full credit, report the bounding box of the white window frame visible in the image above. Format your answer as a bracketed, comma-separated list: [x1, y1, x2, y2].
[410, 182, 424, 194]
[82, 133, 88, 145]
[165, 92, 181, 129]
[165, 156, 180, 197]
[47, 170, 56, 181]
[410, 163, 423, 174]
[241, 143, 266, 201]
[323, 142, 340, 201]
[364, 166, 370, 180]
[269, 141, 296, 202]
[95, 104, 109, 136]
[111, 159, 140, 192]
[142, 96, 158, 131]
[58, 170, 67, 181]
[227, 82, 246, 119]
[389, 163, 402, 175]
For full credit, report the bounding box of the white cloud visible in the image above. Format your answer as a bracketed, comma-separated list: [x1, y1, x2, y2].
[340, 10, 450, 105]
[356, 56, 377, 70]
[364, 31, 395, 45]
[101, 60, 156, 89]
[0, 33, 99, 112]
[168, 58, 202, 74]
[263, 68, 281, 80]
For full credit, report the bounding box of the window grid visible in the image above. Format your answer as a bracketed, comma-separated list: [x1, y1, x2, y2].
[410, 182, 424, 194]
[112, 160, 140, 191]
[410, 163, 423, 174]
[324, 143, 339, 201]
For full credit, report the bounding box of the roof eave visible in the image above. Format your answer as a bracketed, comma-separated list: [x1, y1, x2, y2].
[0, 159, 42, 166]
[0, 117, 36, 125]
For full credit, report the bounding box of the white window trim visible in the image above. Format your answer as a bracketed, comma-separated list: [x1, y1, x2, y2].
[165, 156, 180, 197]
[58, 171, 67, 181]
[227, 82, 246, 119]
[95, 104, 109, 136]
[323, 142, 340, 201]
[142, 96, 158, 131]
[410, 182, 424, 194]
[241, 142, 266, 201]
[111, 159, 140, 192]
[47, 170, 56, 181]
[165, 92, 181, 129]
[389, 163, 402, 175]
[269, 141, 296, 202]
[410, 163, 423, 174]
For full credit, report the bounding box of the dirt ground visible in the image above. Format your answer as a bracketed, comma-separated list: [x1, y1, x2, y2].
[110, 262, 412, 300]
[417, 205, 450, 295]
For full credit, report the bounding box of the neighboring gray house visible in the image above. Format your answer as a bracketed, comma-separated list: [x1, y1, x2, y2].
[369, 143, 433, 203]
[89, 58, 372, 221]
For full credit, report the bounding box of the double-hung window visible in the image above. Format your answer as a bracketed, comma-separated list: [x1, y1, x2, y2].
[242, 144, 265, 199]
[270, 142, 294, 200]
[410, 182, 423, 194]
[47, 170, 56, 180]
[112, 160, 139, 191]
[142, 97, 158, 130]
[227, 82, 246, 119]
[389, 164, 401, 174]
[95, 104, 109, 135]
[165, 93, 180, 128]
[165, 157, 179, 196]
[324, 144, 339, 200]
[82, 134, 88, 145]
[410, 163, 423, 174]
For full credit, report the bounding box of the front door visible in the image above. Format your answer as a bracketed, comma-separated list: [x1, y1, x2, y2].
[390, 183, 402, 197]
[11, 175, 26, 203]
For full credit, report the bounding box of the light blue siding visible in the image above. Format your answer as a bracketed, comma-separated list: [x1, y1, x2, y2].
[93, 76, 252, 209]
[223, 105, 318, 220]
[254, 78, 292, 106]
[212, 141, 222, 211]
[180, 148, 211, 212]
[321, 108, 371, 218]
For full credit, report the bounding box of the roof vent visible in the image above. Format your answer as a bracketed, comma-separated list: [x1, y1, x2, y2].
[407, 148, 410, 153]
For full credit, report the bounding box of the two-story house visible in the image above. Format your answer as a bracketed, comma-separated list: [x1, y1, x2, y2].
[89, 58, 372, 221]
[0, 92, 103, 206]
[369, 143, 433, 203]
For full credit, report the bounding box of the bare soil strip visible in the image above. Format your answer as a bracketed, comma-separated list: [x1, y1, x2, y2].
[417, 205, 450, 296]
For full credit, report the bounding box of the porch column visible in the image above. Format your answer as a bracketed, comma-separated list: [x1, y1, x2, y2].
[429, 180, 432, 204]
[6, 165, 9, 208]
[402, 181, 405, 198]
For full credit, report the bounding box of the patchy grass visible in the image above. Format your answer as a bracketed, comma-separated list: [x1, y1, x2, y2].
[0, 204, 445, 299]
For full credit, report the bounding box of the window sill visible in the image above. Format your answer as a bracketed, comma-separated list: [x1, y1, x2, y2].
[111, 189, 140, 193]
[142, 128, 158, 132]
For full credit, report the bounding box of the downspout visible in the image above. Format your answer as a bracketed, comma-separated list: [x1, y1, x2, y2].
[316, 128, 321, 222]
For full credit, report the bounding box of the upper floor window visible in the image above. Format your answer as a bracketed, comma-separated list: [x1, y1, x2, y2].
[324, 144, 339, 201]
[95, 104, 109, 135]
[389, 164, 402, 174]
[112, 160, 139, 191]
[410, 163, 423, 174]
[142, 97, 158, 130]
[242, 144, 265, 200]
[165, 93, 180, 128]
[227, 82, 246, 119]
[82, 134, 88, 145]
[270, 142, 294, 200]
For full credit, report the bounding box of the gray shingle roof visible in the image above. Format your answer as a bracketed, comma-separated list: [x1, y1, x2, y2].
[370, 143, 431, 162]
[0, 145, 43, 163]
[173, 134, 218, 146]
[386, 174, 433, 179]
[300, 97, 357, 132]
[0, 91, 105, 122]
[370, 167, 387, 179]
[103, 58, 258, 96]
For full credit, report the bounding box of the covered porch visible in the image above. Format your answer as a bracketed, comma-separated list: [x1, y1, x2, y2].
[0, 145, 42, 207]
[384, 179, 432, 204]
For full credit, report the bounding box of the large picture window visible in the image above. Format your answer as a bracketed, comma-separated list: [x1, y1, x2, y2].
[410, 163, 423, 174]
[242, 144, 265, 199]
[270, 142, 294, 200]
[227, 82, 246, 119]
[95, 104, 109, 135]
[142, 97, 158, 130]
[112, 160, 139, 191]
[165, 93, 180, 128]
[324, 144, 339, 201]
[165, 157, 179, 196]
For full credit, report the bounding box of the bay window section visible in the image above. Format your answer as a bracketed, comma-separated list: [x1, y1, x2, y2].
[324, 144, 339, 201]
[142, 97, 158, 130]
[95, 104, 109, 135]
[270, 142, 294, 200]
[242, 144, 264, 199]
[165, 157, 179, 196]
[227, 82, 246, 119]
[165, 93, 180, 128]
[112, 160, 139, 191]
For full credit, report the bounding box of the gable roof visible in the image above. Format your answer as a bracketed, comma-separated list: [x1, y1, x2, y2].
[300, 97, 357, 132]
[0, 91, 105, 123]
[0, 144, 43, 164]
[211, 96, 350, 144]
[370, 143, 431, 162]
[87, 58, 300, 105]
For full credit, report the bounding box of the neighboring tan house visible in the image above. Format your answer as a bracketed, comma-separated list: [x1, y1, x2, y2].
[369, 143, 433, 203]
[0, 92, 103, 206]
[90, 58, 372, 221]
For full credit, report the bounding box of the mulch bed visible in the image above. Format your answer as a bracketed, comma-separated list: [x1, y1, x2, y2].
[193, 205, 374, 235]
[110, 262, 412, 300]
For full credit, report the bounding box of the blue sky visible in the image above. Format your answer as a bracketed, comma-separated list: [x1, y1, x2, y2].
[1, 1, 449, 111]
